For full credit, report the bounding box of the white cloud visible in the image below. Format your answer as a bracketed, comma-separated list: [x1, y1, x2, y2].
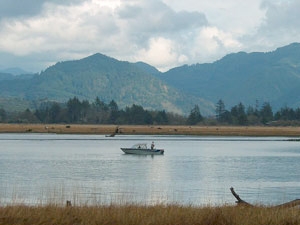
[136, 37, 179, 71]
[0, 0, 83, 18]
[0, 1, 120, 59]
[0, 0, 299, 72]
[261, 0, 300, 35]
[162, 0, 264, 34]
[184, 27, 242, 64]
[240, 0, 300, 52]
[0, 0, 209, 71]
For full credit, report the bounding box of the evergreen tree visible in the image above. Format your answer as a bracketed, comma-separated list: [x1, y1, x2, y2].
[124, 104, 153, 124]
[18, 109, 40, 123]
[187, 105, 203, 125]
[108, 100, 119, 124]
[49, 103, 62, 123]
[231, 102, 247, 125]
[216, 99, 226, 122]
[154, 110, 169, 124]
[260, 102, 273, 124]
[246, 105, 260, 125]
[108, 100, 118, 111]
[275, 106, 295, 121]
[93, 97, 108, 111]
[295, 108, 300, 120]
[0, 108, 7, 122]
[67, 97, 82, 123]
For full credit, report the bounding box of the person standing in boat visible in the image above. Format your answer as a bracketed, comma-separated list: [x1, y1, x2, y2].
[151, 141, 155, 149]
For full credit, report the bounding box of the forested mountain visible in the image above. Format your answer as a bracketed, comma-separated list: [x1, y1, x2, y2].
[0, 72, 14, 81]
[161, 43, 300, 110]
[0, 53, 213, 115]
[1, 43, 300, 115]
[133, 62, 161, 76]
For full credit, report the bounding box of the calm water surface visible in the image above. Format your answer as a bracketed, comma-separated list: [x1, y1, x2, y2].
[1, 133, 300, 206]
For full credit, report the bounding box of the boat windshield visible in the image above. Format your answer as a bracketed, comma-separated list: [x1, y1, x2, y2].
[132, 143, 147, 149]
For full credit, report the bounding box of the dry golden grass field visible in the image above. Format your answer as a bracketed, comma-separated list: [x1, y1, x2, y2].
[1, 204, 300, 225]
[1, 123, 300, 136]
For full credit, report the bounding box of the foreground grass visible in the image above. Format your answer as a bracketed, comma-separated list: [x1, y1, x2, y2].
[1, 204, 300, 225]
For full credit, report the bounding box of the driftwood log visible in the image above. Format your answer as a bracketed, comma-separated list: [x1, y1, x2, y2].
[106, 126, 119, 137]
[230, 187, 300, 208]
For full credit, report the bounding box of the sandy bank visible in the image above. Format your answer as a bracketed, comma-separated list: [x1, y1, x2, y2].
[0, 124, 300, 136]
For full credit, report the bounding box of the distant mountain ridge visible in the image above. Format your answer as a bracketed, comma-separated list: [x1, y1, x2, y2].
[161, 42, 300, 110]
[0, 53, 213, 115]
[0, 67, 32, 76]
[0, 43, 300, 114]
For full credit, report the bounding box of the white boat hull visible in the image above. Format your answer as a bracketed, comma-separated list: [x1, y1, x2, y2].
[121, 148, 164, 155]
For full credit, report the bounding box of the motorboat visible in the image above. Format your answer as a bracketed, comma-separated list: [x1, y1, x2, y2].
[121, 143, 164, 155]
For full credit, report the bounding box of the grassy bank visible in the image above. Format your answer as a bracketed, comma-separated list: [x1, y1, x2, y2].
[1, 204, 300, 225]
[1, 123, 300, 136]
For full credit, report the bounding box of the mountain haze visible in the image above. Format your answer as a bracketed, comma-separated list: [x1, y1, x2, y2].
[0, 67, 31, 76]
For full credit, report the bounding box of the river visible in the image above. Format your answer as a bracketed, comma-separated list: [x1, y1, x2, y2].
[1, 133, 300, 206]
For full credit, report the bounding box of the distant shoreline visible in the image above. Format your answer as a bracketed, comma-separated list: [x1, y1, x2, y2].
[0, 123, 300, 136]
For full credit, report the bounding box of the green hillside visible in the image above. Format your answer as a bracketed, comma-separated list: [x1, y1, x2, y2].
[0, 53, 214, 115]
[162, 43, 300, 110]
[1, 43, 300, 115]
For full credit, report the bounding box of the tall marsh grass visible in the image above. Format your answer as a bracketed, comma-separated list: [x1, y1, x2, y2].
[1, 204, 300, 225]
[1, 188, 300, 225]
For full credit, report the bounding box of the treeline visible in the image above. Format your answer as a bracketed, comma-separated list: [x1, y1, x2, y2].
[214, 99, 300, 126]
[1, 97, 300, 125]
[0, 97, 185, 125]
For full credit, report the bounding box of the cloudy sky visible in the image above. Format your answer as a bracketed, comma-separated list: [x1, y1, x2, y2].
[0, 0, 299, 73]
